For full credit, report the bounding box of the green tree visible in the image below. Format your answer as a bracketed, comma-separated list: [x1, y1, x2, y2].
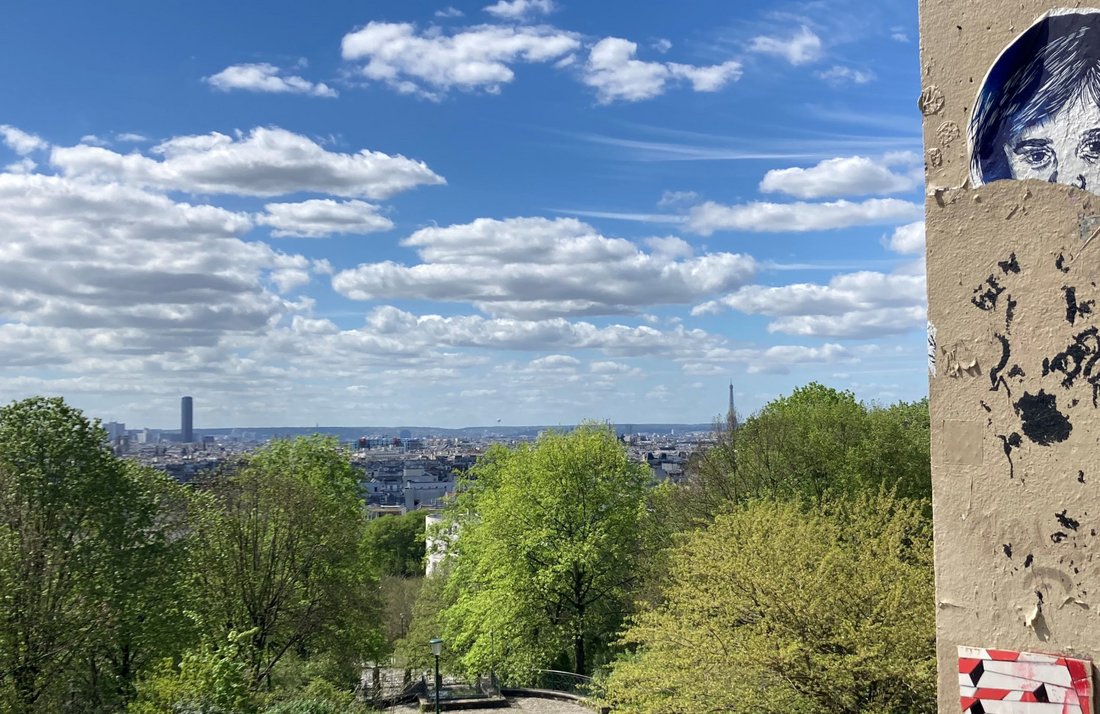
[602, 492, 936, 714]
[71, 462, 196, 712]
[362, 510, 426, 577]
[0, 397, 188, 713]
[442, 423, 650, 678]
[188, 436, 381, 690]
[674, 385, 931, 527]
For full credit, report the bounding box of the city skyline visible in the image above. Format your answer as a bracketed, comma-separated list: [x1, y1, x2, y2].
[0, 0, 924, 428]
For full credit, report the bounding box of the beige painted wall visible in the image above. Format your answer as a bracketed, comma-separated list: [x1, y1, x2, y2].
[922, 2, 1100, 710]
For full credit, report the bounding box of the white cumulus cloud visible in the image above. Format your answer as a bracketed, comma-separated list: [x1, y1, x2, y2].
[759, 156, 920, 199]
[341, 22, 579, 97]
[483, 0, 556, 19]
[258, 199, 394, 237]
[583, 37, 741, 103]
[887, 221, 925, 255]
[692, 270, 927, 339]
[205, 63, 338, 97]
[50, 126, 445, 199]
[0, 125, 47, 155]
[332, 216, 756, 318]
[686, 198, 921, 235]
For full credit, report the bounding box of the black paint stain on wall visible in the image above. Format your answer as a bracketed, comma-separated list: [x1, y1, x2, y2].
[1057, 253, 1070, 273]
[998, 253, 1020, 274]
[1063, 286, 1095, 325]
[1052, 532, 1069, 543]
[981, 401, 992, 413]
[1024, 553, 1034, 567]
[997, 432, 1022, 478]
[991, 333, 1011, 393]
[1003, 543, 1013, 557]
[972, 276, 1005, 311]
[1014, 390, 1073, 446]
[1057, 510, 1081, 531]
[1005, 296, 1017, 332]
[1008, 365, 1025, 379]
[1042, 326, 1100, 405]
[1080, 470, 1087, 483]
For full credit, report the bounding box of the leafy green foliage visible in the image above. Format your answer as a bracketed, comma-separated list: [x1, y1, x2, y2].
[362, 510, 426, 577]
[128, 631, 257, 714]
[188, 436, 383, 690]
[675, 385, 930, 528]
[602, 492, 936, 714]
[0, 397, 194, 713]
[440, 423, 650, 678]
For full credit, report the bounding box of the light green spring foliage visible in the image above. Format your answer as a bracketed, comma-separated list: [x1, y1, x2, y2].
[440, 423, 650, 679]
[188, 436, 383, 691]
[602, 492, 936, 714]
[129, 631, 257, 714]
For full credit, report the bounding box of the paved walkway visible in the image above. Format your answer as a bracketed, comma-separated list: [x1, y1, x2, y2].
[386, 695, 593, 713]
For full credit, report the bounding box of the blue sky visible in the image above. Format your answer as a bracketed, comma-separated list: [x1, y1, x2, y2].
[0, 0, 926, 428]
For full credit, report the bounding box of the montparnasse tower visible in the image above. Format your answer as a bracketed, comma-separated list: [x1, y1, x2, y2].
[727, 381, 738, 429]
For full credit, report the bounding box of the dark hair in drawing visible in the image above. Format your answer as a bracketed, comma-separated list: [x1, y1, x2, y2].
[971, 10, 1100, 185]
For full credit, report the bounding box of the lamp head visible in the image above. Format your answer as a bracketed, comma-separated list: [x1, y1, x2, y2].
[430, 638, 443, 657]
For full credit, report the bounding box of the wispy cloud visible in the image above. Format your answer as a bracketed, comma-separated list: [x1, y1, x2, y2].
[205, 63, 337, 97]
[749, 26, 823, 65]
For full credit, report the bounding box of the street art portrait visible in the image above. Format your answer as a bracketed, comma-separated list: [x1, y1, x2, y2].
[971, 9, 1100, 193]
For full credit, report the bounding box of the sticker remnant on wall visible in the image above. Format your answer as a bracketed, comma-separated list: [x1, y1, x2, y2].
[958, 645, 1093, 713]
[929, 321, 938, 376]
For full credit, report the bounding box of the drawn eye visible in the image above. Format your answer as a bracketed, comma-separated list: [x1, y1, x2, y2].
[1081, 139, 1100, 162]
[1015, 145, 1053, 167]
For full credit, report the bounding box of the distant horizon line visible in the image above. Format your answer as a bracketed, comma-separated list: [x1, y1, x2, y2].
[112, 421, 723, 433]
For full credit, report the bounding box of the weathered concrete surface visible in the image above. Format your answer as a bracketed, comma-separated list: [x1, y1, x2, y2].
[921, 1, 1100, 711]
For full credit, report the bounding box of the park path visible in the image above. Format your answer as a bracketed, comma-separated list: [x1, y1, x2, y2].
[386, 695, 593, 713]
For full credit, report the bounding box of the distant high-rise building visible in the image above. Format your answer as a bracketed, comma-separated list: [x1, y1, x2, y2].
[181, 396, 193, 443]
[727, 381, 738, 429]
[104, 421, 126, 442]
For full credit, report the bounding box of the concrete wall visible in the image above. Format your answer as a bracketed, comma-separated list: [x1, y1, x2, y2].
[922, 2, 1100, 710]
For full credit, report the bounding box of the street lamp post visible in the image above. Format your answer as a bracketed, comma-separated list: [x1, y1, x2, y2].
[430, 637, 443, 714]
